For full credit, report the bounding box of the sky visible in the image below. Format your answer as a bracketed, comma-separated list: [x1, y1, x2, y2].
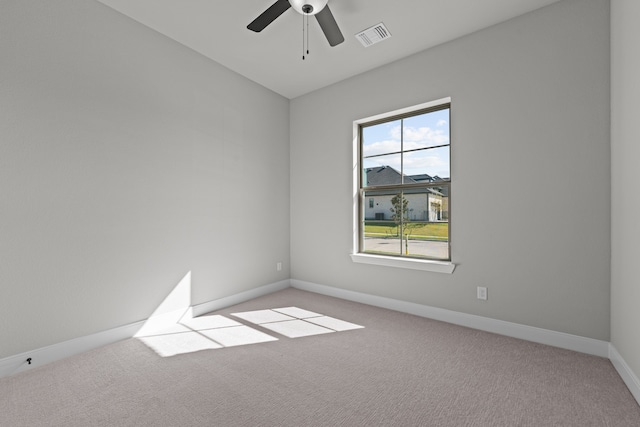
[362, 108, 450, 178]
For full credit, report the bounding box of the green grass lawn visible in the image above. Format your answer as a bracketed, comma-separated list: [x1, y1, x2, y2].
[364, 221, 449, 241]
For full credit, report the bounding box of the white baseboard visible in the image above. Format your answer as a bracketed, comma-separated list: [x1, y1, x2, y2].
[0, 279, 291, 379]
[291, 279, 610, 358]
[609, 344, 640, 405]
[4, 276, 637, 409]
[0, 320, 144, 379]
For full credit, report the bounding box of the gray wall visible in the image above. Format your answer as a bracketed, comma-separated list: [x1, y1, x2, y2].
[0, 0, 622, 366]
[0, 0, 290, 358]
[291, 0, 611, 340]
[611, 0, 640, 379]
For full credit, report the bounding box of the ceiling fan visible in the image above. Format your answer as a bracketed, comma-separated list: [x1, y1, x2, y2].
[247, 0, 345, 47]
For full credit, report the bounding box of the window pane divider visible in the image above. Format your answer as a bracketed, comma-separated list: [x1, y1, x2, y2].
[363, 143, 451, 160]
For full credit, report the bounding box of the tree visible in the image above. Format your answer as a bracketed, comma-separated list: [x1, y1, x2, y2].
[389, 193, 425, 255]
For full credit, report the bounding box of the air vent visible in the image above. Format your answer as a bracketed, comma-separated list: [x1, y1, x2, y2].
[355, 23, 391, 47]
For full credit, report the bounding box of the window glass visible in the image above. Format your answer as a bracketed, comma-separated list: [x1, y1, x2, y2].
[362, 120, 402, 156]
[359, 104, 450, 261]
[402, 109, 450, 150]
[403, 146, 450, 179]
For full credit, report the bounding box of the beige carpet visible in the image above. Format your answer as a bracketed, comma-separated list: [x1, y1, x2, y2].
[1, 288, 639, 426]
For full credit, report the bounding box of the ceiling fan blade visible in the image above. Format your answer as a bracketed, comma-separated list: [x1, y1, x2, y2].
[247, 0, 291, 32]
[315, 5, 344, 47]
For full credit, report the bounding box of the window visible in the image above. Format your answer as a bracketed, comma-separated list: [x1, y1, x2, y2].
[353, 98, 452, 268]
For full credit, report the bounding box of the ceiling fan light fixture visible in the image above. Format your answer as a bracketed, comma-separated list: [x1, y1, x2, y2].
[247, 0, 344, 50]
[289, 0, 328, 15]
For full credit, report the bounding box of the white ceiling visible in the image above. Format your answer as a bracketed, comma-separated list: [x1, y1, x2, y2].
[96, 0, 562, 99]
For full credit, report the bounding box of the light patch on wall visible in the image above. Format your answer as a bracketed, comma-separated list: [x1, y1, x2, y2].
[134, 271, 192, 338]
[133, 272, 280, 357]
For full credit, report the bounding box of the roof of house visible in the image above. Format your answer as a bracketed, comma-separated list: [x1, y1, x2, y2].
[365, 166, 417, 186]
[364, 166, 448, 196]
[407, 173, 433, 183]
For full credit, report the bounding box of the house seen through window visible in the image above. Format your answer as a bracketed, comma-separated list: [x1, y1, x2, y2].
[358, 101, 450, 261]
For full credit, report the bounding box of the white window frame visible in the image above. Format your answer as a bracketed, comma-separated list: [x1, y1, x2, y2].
[350, 97, 456, 274]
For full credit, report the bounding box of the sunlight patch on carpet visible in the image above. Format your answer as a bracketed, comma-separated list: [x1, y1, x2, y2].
[136, 313, 278, 357]
[232, 306, 364, 338]
[137, 306, 363, 357]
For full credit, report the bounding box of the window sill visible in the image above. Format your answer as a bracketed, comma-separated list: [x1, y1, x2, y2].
[350, 253, 456, 274]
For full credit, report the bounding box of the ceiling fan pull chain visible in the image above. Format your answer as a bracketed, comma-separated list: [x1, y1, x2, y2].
[302, 13, 305, 60]
[306, 13, 310, 57]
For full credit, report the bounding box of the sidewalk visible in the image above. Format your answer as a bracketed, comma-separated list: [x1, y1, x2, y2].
[363, 237, 448, 259]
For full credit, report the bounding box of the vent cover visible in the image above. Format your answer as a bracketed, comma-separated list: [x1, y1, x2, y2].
[355, 23, 391, 47]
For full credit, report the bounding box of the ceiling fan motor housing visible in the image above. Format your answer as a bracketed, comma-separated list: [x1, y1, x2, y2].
[247, 0, 344, 48]
[289, 0, 328, 15]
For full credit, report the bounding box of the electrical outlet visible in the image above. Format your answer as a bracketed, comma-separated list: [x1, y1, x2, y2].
[276, 262, 282, 271]
[477, 287, 488, 301]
